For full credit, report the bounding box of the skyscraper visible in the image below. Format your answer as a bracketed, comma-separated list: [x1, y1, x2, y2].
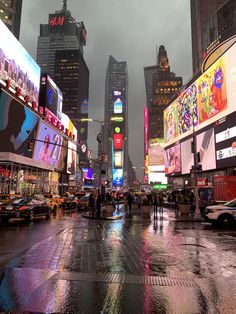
[190, 0, 226, 75]
[36, 0, 89, 145]
[0, 0, 22, 39]
[104, 55, 129, 187]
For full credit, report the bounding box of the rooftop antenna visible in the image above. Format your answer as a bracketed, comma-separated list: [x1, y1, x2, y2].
[62, 0, 67, 11]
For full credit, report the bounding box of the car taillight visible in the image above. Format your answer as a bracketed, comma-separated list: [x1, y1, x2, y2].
[19, 205, 27, 211]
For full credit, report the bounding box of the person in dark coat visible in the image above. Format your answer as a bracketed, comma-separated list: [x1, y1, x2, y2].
[127, 193, 133, 214]
[96, 191, 101, 218]
[89, 193, 95, 217]
[153, 193, 158, 219]
[158, 193, 164, 217]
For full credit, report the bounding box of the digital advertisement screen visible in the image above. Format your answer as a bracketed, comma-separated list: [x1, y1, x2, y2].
[164, 100, 179, 142]
[39, 74, 63, 119]
[114, 98, 123, 114]
[215, 112, 236, 168]
[114, 151, 123, 167]
[61, 113, 77, 141]
[0, 20, 40, 105]
[196, 56, 227, 124]
[82, 168, 93, 179]
[181, 138, 194, 175]
[113, 134, 123, 150]
[196, 127, 216, 171]
[67, 141, 77, 175]
[0, 91, 39, 157]
[33, 121, 64, 168]
[164, 144, 181, 174]
[112, 169, 123, 187]
[148, 138, 164, 166]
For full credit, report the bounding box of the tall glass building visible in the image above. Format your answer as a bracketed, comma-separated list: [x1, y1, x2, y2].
[0, 0, 22, 39]
[104, 55, 129, 188]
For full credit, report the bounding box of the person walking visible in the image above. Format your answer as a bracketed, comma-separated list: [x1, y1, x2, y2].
[89, 193, 95, 217]
[96, 191, 101, 218]
[127, 193, 133, 215]
[153, 193, 158, 219]
[158, 193, 164, 218]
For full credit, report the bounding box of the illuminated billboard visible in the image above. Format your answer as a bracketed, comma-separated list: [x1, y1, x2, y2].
[181, 138, 194, 175]
[164, 41, 236, 147]
[67, 141, 77, 175]
[164, 100, 179, 142]
[61, 113, 77, 141]
[114, 98, 123, 114]
[33, 121, 64, 169]
[0, 20, 40, 105]
[39, 74, 63, 119]
[0, 91, 39, 158]
[148, 138, 164, 166]
[114, 151, 123, 167]
[112, 169, 123, 186]
[164, 144, 181, 174]
[215, 112, 236, 168]
[82, 168, 93, 179]
[196, 128, 216, 171]
[114, 134, 123, 150]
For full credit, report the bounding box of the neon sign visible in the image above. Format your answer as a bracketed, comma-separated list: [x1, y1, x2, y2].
[49, 15, 65, 27]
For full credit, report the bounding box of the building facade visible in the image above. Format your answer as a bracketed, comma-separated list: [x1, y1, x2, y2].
[104, 55, 129, 188]
[190, 0, 226, 75]
[0, 0, 22, 39]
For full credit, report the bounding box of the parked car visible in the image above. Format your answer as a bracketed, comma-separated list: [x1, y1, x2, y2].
[62, 195, 79, 211]
[77, 195, 89, 211]
[0, 197, 51, 222]
[43, 194, 63, 214]
[204, 199, 236, 226]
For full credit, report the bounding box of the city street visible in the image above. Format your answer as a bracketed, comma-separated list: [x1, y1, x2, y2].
[0, 207, 235, 313]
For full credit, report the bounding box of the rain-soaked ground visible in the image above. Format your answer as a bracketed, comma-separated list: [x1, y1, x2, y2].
[0, 206, 235, 313]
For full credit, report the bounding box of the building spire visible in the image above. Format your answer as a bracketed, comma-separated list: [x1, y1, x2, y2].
[62, 0, 67, 11]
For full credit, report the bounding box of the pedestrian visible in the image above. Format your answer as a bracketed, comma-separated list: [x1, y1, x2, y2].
[174, 192, 179, 215]
[158, 192, 164, 217]
[153, 193, 158, 219]
[189, 190, 195, 213]
[89, 193, 95, 217]
[127, 193, 133, 214]
[96, 191, 101, 218]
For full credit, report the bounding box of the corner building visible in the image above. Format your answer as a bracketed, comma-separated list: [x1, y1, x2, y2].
[0, 0, 22, 39]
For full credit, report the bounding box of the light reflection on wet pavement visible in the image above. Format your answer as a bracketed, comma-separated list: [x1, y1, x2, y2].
[0, 208, 235, 313]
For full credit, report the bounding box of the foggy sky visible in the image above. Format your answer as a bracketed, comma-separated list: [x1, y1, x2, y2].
[20, 0, 192, 180]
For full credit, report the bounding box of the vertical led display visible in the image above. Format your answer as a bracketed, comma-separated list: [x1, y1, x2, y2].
[113, 134, 123, 150]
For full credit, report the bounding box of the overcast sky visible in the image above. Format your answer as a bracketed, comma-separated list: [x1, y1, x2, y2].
[20, 0, 192, 180]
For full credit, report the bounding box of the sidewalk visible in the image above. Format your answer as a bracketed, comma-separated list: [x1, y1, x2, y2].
[82, 205, 204, 223]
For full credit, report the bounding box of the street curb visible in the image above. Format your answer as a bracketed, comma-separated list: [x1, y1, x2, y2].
[81, 214, 123, 221]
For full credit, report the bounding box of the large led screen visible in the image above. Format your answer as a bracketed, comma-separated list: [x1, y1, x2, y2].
[181, 138, 194, 175]
[67, 141, 77, 174]
[82, 168, 93, 179]
[0, 20, 40, 105]
[112, 168, 123, 187]
[114, 151, 123, 167]
[39, 74, 63, 119]
[0, 91, 39, 157]
[33, 121, 64, 168]
[215, 112, 236, 168]
[114, 134, 123, 150]
[148, 139, 164, 166]
[164, 144, 181, 174]
[196, 127, 216, 171]
[196, 57, 227, 124]
[164, 100, 179, 142]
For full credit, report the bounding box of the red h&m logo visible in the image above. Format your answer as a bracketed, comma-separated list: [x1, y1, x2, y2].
[114, 134, 123, 150]
[49, 16, 65, 27]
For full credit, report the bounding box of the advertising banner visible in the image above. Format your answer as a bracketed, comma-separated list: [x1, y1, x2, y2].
[39, 74, 63, 119]
[82, 168, 93, 179]
[148, 138, 164, 166]
[215, 112, 236, 168]
[114, 98, 123, 114]
[67, 141, 77, 175]
[0, 91, 39, 157]
[164, 144, 181, 174]
[196, 127, 216, 171]
[114, 151, 123, 167]
[33, 121, 64, 169]
[0, 20, 40, 105]
[164, 100, 179, 142]
[181, 138, 194, 175]
[61, 113, 77, 141]
[112, 168, 123, 187]
[113, 134, 123, 150]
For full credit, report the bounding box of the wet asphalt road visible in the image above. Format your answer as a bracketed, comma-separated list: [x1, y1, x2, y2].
[0, 207, 235, 313]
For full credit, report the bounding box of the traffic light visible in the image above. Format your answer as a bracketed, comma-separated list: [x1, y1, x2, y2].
[27, 140, 33, 151]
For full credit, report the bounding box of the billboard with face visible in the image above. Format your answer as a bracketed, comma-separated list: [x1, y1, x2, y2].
[0, 91, 39, 157]
[0, 20, 40, 105]
[112, 168, 123, 187]
[215, 112, 236, 168]
[164, 144, 181, 174]
[33, 121, 64, 169]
